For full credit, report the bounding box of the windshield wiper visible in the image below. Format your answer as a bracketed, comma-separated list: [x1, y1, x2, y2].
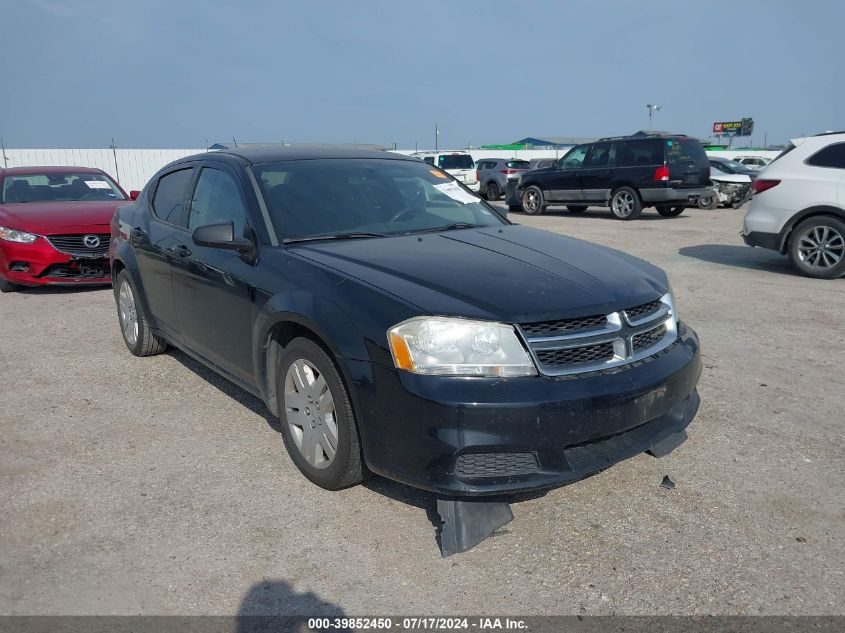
[283, 231, 389, 244]
[407, 222, 483, 235]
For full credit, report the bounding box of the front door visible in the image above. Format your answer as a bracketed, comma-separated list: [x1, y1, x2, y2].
[546, 144, 588, 201]
[170, 164, 257, 382]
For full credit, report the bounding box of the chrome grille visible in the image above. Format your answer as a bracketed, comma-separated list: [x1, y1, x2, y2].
[518, 297, 676, 376]
[46, 233, 110, 257]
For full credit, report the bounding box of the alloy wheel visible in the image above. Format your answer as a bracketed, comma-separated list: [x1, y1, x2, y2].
[284, 359, 338, 469]
[523, 189, 540, 213]
[612, 191, 635, 217]
[796, 225, 845, 270]
[118, 281, 139, 346]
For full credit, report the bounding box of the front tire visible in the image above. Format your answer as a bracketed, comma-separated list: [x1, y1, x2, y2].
[485, 181, 501, 201]
[698, 195, 719, 210]
[609, 187, 642, 220]
[521, 186, 547, 215]
[277, 337, 364, 490]
[788, 216, 845, 279]
[656, 205, 685, 217]
[114, 270, 168, 356]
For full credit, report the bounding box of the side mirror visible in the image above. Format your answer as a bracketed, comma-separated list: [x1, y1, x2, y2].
[192, 221, 254, 255]
[129, 190, 140, 201]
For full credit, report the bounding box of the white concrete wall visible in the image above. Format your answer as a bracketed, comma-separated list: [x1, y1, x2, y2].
[2, 148, 203, 192]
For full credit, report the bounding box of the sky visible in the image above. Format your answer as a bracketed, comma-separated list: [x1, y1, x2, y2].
[1, 0, 843, 150]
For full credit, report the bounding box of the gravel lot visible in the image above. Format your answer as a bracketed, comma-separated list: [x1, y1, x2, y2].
[1, 203, 843, 616]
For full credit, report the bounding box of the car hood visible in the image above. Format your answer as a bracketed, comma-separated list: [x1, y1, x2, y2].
[0, 200, 126, 234]
[289, 225, 668, 323]
[710, 170, 752, 184]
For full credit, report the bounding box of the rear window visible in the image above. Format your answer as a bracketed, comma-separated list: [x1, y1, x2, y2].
[806, 143, 845, 169]
[666, 139, 707, 165]
[438, 155, 474, 170]
[506, 160, 530, 169]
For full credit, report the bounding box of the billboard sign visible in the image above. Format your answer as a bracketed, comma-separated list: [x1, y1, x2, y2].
[713, 118, 754, 136]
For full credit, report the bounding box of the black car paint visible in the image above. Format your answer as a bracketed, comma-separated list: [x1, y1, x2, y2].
[506, 135, 713, 209]
[111, 148, 701, 495]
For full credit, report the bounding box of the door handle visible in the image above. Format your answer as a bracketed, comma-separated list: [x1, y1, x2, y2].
[168, 244, 192, 258]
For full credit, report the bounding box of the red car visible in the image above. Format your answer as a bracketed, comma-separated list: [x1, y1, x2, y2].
[0, 166, 131, 292]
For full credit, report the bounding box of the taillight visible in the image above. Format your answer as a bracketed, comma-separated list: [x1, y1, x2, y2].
[475, 169, 480, 181]
[500, 168, 520, 175]
[653, 165, 670, 182]
[753, 179, 781, 195]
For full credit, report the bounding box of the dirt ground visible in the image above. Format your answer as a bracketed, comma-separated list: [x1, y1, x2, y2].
[1, 203, 842, 615]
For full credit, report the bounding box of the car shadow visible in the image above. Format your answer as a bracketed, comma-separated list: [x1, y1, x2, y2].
[678, 244, 798, 276]
[237, 578, 349, 629]
[12, 284, 111, 295]
[166, 348, 282, 433]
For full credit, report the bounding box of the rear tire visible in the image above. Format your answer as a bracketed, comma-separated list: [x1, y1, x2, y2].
[114, 270, 168, 356]
[0, 279, 20, 293]
[656, 205, 685, 217]
[609, 187, 642, 220]
[567, 205, 588, 213]
[277, 337, 364, 490]
[521, 186, 547, 215]
[485, 181, 501, 201]
[787, 216, 845, 279]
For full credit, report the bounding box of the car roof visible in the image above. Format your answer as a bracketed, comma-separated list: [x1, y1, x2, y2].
[0, 165, 107, 175]
[183, 147, 420, 166]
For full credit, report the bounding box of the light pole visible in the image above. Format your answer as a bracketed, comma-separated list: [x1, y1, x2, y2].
[435, 123, 439, 151]
[646, 104, 662, 131]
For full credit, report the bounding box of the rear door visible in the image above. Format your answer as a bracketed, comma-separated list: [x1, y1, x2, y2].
[580, 142, 615, 201]
[131, 165, 195, 335]
[666, 138, 710, 189]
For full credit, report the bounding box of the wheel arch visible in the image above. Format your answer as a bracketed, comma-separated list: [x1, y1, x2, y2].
[778, 205, 845, 253]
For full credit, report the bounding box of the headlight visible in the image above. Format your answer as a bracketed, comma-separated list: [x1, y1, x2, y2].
[0, 227, 38, 243]
[387, 317, 537, 377]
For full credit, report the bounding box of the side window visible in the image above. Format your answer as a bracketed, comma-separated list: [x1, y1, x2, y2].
[807, 143, 845, 169]
[188, 168, 249, 236]
[620, 140, 662, 167]
[559, 145, 589, 169]
[584, 142, 615, 168]
[423, 157, 435, 165]
[152, 168, 194, 226]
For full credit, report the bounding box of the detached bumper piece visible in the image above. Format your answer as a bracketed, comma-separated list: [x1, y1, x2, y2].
[436, 498, 513, 557]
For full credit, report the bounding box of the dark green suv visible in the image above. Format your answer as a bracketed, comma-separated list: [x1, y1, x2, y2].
[506, 134, 714, 220]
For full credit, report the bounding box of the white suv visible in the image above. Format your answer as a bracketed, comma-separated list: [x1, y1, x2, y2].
[742, 132, 845, 278]
[413, 152, 480, 191]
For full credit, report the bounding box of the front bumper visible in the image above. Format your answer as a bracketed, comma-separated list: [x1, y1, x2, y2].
[464, 181, 480, 192]
[349, 322, 702, 496]
[0, 238, 111, 287]
[639, 186, 714, 204]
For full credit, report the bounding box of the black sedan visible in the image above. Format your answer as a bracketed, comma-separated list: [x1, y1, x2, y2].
[110, 147, 701, 496]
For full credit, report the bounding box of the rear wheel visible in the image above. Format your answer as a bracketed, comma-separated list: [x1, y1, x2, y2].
[788, 216, 845, 279]
[656, 205, 685, 217]
[0, 279, 20, 293]
[566, 205, 588, 213]
[521, 186, 547, 215]
[609, 187, 642, 220]
[485, 181, 501, 201]
[277, 337, 364, 490]
[114, 269, 168, 356]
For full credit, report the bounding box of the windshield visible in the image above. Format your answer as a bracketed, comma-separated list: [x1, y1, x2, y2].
[437, 155, 474, 170]
[253, 158, 506, 241]
[1, 172, 125, 203]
